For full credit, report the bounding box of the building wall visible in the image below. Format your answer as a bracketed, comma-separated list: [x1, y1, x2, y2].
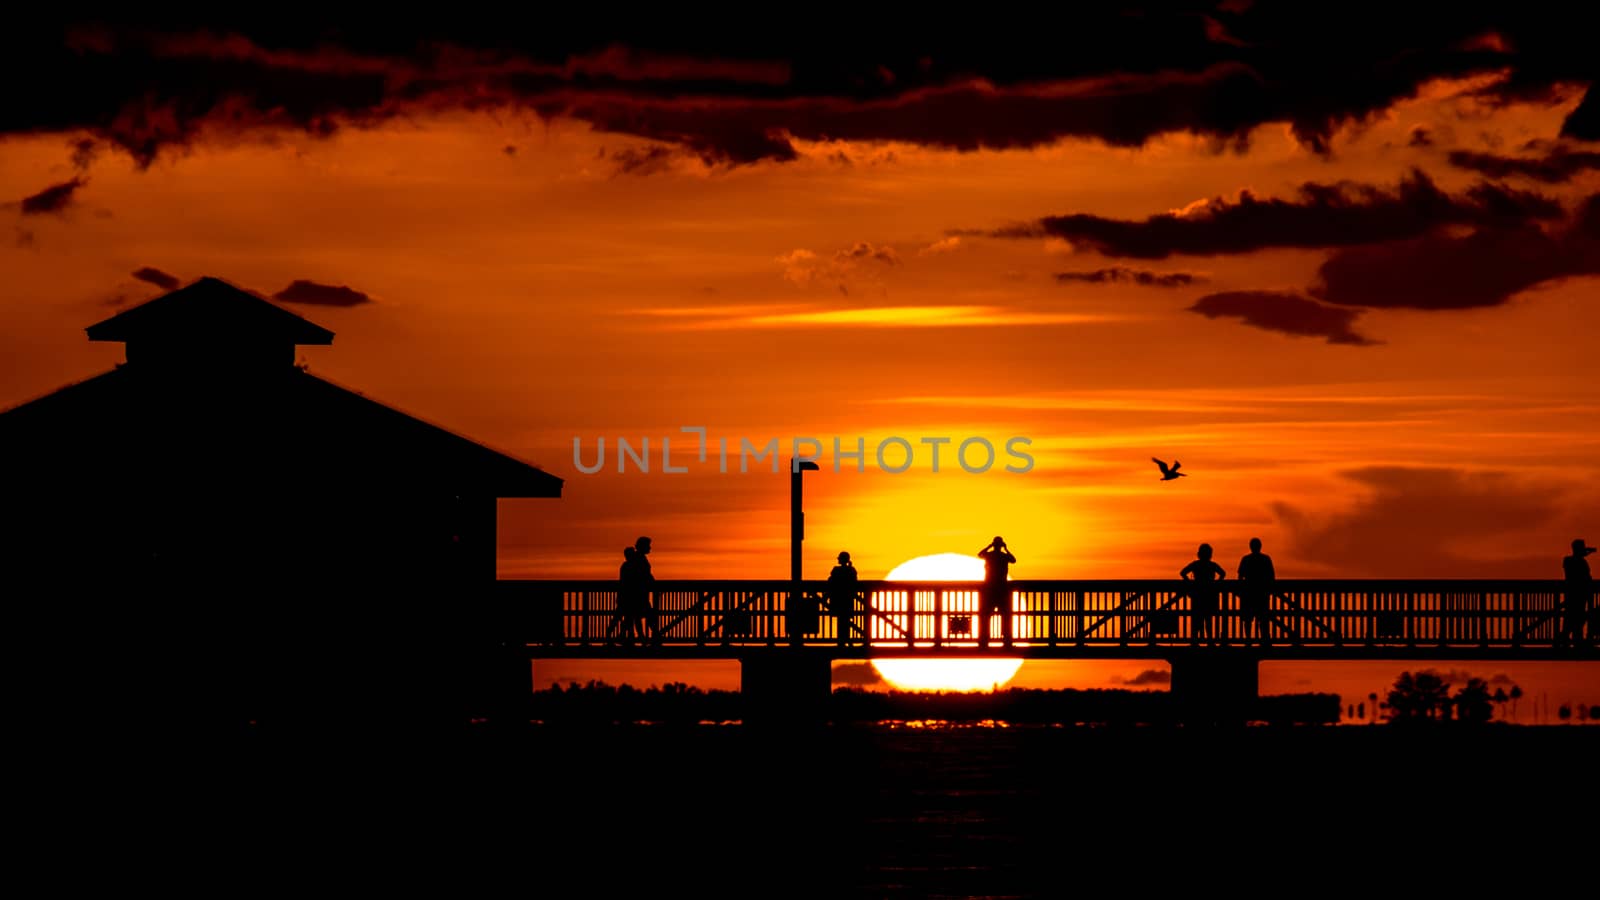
[2, 387, 510, 736]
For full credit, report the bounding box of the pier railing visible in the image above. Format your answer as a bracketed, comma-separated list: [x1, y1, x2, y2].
[500, 579, 1596, 656]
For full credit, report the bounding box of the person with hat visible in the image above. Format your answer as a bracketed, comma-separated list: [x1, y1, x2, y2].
[978, 536, 1017, 646]
[828, 551, 860, 647]
[1562, 539, 1595, 646]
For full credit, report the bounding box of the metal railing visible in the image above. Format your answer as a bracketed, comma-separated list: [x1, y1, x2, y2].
[500, 579, 1597, 655]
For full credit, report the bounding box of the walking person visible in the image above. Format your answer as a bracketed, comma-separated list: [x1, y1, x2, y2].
[977, 536, 1017, 647]
[1237, 538, 1276, 646]
[632, 536, 658, 643]
[612, 545, 641, 643]
[1181, 543, 1226, 646]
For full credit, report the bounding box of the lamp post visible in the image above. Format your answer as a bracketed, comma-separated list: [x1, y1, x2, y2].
[790, 458, 820, 582]
[789, 458, 820, 645]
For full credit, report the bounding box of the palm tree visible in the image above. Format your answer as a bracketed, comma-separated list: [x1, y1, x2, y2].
[1367, 692, 1379, 724]
[1455, 679, 1494, 724]
[1387, 671, 1452, 722]
[1509, 685, 1524, 723]
[1492, 687, 1509, 721]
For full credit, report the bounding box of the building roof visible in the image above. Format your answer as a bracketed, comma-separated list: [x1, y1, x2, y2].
[2, 277, 561, 499]
[86, 276, 335, 347]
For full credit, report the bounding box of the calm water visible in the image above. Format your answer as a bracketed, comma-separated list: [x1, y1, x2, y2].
[85, 723, 1596, 897]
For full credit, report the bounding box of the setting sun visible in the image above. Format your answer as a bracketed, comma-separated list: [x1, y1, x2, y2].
[883, 553, 987, 582]
[872, 553, 1025, 692]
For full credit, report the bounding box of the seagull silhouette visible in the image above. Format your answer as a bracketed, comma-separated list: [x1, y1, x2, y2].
[1152, 458, 1187, 481]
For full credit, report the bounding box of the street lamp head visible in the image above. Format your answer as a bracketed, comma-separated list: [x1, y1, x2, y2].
[794, 459, 820, 472]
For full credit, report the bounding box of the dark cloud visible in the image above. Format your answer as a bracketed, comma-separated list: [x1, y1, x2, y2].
[2, 12, 1596, 168]
[1312, 196, 1600, 310]
[605, 144, 676, 176]
[272, 279, 373, 307]
[1581, 193, 1600, 237]
[70, 137, 98, 170]
[1272, 467, 1585, 578]
[19, 177, 87, 215]
[1447, 146, 1600, 183]
[1560, 84, 1600, 141]
[832, 662, 884, 688]
[994, 170, 1563, 259]
[1189, 290, 1376, 345]
[557, 67, 1308, 165]
[131, 266, 180, 290]
[834, 242, 899, 266]
[1113, 669, 1172, 686]
[1055, 266, 1201, 287]
[1407, 126, 1433, 147]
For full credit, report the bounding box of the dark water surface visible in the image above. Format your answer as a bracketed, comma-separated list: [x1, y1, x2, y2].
[62, 724, 1597, 897]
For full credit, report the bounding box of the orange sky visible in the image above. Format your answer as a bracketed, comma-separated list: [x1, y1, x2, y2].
[3, 53, 1595, 706]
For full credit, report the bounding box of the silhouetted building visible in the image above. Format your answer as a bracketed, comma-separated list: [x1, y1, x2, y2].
[0, 277, 561, 738]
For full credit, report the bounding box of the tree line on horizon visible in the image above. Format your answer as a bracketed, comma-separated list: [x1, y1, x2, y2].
[526, 681, 1340, 726]
[1381, 670, 1598, 725]
[526, 674, 1599, 726]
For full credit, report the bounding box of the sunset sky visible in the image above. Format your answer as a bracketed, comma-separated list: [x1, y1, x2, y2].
[3, 10, 1595, 705]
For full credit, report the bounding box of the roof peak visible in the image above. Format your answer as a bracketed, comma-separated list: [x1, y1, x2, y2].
[86, 276, 335, 348]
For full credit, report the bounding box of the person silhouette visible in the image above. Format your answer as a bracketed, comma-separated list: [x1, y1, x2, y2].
[1237, 537, 1276, 646]
[613, 546, 641, 643]
[633, 536, 657, 642]
[977, 537, 1017, 646]
[1180, 543, 1226, 646]
[828, 551, 860, 647]
[1561, 538, 1595, 646]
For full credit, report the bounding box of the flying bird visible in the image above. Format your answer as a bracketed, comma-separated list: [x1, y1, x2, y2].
[1152, 458, 1187, 481]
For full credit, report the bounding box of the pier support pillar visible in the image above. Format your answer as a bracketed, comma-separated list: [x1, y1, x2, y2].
[480, 643, 535, 727]
[1168, 653, 1259, 726]
[741, 654, 832, 727]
